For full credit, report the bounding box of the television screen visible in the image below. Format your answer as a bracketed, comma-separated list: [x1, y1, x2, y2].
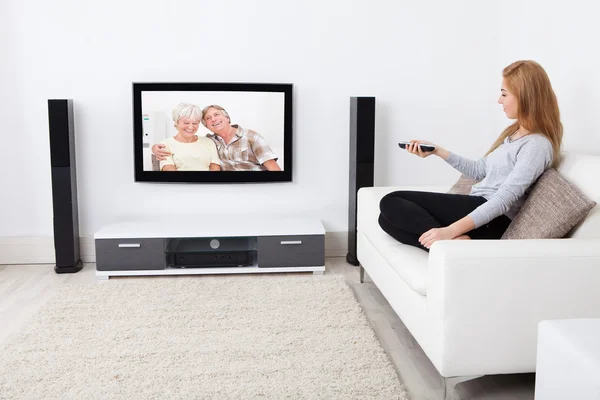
[133, 83, 292, 183]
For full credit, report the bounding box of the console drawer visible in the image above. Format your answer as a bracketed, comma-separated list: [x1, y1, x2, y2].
[257, 235, 324, 267]
[95, 238, 166, 271]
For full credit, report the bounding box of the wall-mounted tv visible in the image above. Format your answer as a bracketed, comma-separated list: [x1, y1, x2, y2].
[133, 82, 292, 183]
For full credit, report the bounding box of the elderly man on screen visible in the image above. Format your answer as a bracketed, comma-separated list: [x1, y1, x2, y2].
[152, 104, 281, 171]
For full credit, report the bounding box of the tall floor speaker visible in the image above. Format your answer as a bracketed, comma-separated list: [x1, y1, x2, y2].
[48, 99, 83, 274]
[346, 97, 375, 266]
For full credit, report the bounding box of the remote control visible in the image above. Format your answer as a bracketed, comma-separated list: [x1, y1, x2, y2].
[398, 142, 436, 152]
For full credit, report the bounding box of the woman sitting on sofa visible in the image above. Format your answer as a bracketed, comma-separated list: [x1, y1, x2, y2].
[379, 60, 563, 251]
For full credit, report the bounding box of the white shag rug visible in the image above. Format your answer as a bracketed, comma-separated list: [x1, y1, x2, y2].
[0, 275, 408, 400]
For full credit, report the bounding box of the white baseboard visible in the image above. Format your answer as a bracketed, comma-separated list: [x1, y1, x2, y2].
[0, 237, 56, 265]
[0, 232, 349, 265]
[0, 236, 97, 265]
[325, 231, 348, 258]
[80, 236, 96, 263]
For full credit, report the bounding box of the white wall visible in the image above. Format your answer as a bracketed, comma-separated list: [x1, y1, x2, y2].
[1, 0, 599, 239]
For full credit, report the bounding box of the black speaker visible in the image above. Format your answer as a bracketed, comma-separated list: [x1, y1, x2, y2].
[48, 99, 83, 274]
[347, 97, 376, 266]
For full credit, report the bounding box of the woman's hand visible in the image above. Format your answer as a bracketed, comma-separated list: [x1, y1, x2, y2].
[405, 140, 438, 158]
[419, 227, 456, 249]
[151, 144, 171, 161]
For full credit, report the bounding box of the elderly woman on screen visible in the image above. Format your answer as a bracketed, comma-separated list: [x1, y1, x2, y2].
[157, 103, 221, 171]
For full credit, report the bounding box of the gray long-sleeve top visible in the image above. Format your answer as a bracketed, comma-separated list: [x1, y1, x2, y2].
[445, 134, 553, 228]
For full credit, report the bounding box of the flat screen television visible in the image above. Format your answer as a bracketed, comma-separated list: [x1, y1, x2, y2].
[133, 82, 292, 183]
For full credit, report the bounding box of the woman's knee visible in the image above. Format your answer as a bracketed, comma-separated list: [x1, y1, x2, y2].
[379, 191, 410, 213]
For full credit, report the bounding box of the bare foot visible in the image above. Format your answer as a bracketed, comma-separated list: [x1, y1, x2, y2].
[454, 235, 471, 240]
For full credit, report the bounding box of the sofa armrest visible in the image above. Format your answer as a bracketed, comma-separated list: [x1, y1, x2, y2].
[357, 186, 449, 232]
[429, 238, 600, 260]
[425, 239, 600, 375]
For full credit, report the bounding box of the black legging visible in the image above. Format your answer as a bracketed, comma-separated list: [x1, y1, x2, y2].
[378, 191, 512, 251]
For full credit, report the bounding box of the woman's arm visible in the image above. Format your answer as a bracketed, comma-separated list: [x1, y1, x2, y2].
[161, 165, 177, 171]
[443, 152, 487, 180]
[407, 141, 487, 180]
[209, 163, 221, 171]
[433, 147, 450, 160]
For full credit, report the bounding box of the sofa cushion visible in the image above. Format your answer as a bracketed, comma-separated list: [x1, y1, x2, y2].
[568, 207, 600, 239]
[556, 152, 600, 238]
[448, 175, 480, 195]
[379, 242, 429, 296]
[502, 169, 597, 239]
[360, 218, 429, 296]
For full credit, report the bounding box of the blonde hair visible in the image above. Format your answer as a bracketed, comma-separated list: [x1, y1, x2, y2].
[485, 60, 563, 167]
[201, 105, 231, 128]
[172, 103, 202, 124]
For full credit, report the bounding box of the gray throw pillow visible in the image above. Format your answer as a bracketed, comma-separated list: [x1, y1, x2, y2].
[502, 168, 597, 239]
[448, 175, 480, 195]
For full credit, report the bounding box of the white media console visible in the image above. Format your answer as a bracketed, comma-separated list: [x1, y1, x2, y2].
[94, 216, 326, 280]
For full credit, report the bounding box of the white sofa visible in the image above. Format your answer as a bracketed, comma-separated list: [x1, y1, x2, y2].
[356, 152, 600, 383]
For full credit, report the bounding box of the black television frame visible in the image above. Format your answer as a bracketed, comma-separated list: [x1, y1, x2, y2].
[133, 82, 293, 183]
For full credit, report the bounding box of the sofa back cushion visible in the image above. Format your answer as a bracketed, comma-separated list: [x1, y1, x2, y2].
[501, 168, 596, 239]
[555, 152, 600, 238]
[447, 175, 480, 195]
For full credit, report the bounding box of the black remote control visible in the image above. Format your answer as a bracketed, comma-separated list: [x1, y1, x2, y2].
[398, 141, 435, 152]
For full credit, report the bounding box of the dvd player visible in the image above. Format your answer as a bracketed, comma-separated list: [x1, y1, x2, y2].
[170, 251, 253, 268]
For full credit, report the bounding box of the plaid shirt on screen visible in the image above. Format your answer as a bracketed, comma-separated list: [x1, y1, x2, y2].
[207, 126, 278, 171]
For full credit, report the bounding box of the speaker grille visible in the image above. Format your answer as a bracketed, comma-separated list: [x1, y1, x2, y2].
[48, 99, 75, 167]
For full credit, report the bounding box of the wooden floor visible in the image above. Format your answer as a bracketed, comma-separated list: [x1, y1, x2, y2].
[0, 259, 535, 400]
